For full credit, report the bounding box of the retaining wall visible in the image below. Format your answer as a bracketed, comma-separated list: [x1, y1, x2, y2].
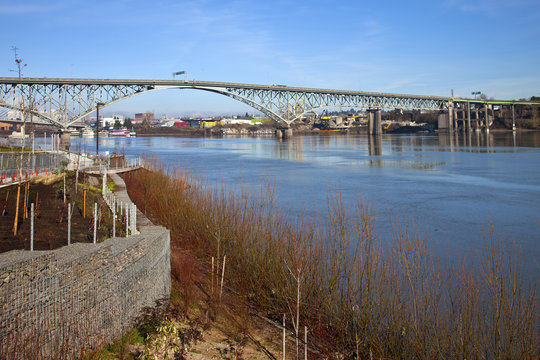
[0, 173, 170, 358]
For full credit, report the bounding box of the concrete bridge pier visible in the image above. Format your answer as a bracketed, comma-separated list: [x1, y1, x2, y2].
[368, 109, 382, 135]
[448, 101, 455, 132]
[276, 127, 293, 139]
[284, 128, 293, 138]
[466, 102, 471, 132]
[438, 101, 457, 132]
[473, 108, 481, 131]
[512, 104, 516, 131]
[484, 103, 491, 132]
[60, 132, 70, 151]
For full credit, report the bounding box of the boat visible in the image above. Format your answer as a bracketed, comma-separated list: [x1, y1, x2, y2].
[130, 127, 136, 137]
[98, 129, 109, 138]
[81, 127, 95, 138]
[69, 128, 81, 137]
[109, 127, 131, 137]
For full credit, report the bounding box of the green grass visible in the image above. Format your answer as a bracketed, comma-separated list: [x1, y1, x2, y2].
[79, 328, 144, 360]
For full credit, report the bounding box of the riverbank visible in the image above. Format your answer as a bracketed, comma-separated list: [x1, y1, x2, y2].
[116, 165, 538, 359]
[133, 124, 539, 138]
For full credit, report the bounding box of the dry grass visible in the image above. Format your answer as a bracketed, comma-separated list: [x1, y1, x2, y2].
[122, 163, 539, 359]
[30, 172, 65, 185]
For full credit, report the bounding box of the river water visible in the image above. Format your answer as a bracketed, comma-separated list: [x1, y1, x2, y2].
[64, 131, 540, 275]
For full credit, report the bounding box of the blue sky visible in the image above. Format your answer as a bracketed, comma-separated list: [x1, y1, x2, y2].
[1, 0, 539, 117]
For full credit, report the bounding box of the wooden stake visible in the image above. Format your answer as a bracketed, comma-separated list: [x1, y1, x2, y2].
[93, 202, 97, 244]
[25, 182, 29, 218]
[2, 191, 9, 216]
[67, 203, 71, 245]
[13, 180, 21, 235]
[283, 314, 286, 360]
[83, 181, 87, 218]
[305, 326, 308, 360]
[35, 192, 39, 217]
[211, 256, 215, 295]
[220, 255, 226, 300]
[23, 181, 28, 220]
[30, 203, 34, 251]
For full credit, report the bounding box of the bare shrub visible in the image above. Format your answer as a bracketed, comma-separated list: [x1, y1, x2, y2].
[121, 164, 539, 359]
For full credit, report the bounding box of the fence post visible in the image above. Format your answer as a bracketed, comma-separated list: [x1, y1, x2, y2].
[131, 204, 136, 234]
[113, 213, 116, 238]
[305, 326, 308, 360]
[30, 203, 34, 251]
[93, 202, 97, 244]
[283, 314, 286, 360]
[68, 203, 71, 245]
[125, 203, 129, 237]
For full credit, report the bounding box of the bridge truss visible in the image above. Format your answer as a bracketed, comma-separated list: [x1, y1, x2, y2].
[0, 77, 454, 128]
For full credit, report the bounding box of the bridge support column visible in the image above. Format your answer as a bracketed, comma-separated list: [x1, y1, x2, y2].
[368, 109, 382, 135]
[60, 133, 70, 151]
[467, 102, 471, 132]
[438, 113, 450, 131]
[512, 104, 516, 131]
[484, 103, 490, 132]
[374, 109, 382, 135]
[448, 101, 454, 132]
[276, 127, 293, 139]
[368, 112, 374, 134]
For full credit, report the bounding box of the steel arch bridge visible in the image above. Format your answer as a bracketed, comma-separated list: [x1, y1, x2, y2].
[0, 77, 453, 128]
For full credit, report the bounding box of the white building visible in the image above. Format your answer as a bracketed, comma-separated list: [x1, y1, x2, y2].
[222, 118, 253, 125]
[101, 114, 124, 128]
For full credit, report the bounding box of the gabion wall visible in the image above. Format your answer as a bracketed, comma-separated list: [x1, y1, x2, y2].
[0, 222, 171, 358]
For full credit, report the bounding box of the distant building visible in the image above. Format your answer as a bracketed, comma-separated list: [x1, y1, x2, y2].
[174, 121, 190, 127]
[222, 118, 253, 125]
[0, 122, 12, 131]
[134, 112, 156, 124]
[102, 114, 124, 128]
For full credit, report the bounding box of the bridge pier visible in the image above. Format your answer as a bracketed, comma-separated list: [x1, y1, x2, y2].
[484, 103, 490, 132]
[512, 104, 516, 131]
[448, 101, 455, 132]
[276, 127, 293, 139]
[368, 109, 382, 135]
[438, 113, 450, 131]
[467, 102, 471, 132]
[60, 132, 70, 151]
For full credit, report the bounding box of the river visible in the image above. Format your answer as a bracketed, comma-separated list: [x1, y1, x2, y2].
[59, 131, 540, 276]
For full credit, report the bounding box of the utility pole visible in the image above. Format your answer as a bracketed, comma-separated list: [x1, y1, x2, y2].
[11, 46, 27, 180]
[11, 47, 27, 236]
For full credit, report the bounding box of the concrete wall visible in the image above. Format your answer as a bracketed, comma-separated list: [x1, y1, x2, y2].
[0, 178, 170, 357]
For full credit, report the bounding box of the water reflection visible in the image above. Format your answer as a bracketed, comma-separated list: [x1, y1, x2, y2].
[368, 135, 382, 156]
[59, 132, 540, 272]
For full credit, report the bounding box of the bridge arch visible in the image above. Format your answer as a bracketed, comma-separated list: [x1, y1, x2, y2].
[0, 77, 471, 130]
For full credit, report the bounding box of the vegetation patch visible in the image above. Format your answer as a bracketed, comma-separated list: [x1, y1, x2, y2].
[119, 165, 538, 359]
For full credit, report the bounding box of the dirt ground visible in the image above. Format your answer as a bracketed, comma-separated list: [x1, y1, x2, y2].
[0, 172, 117, 253]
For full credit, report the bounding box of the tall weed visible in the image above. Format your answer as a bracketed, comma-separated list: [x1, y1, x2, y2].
[122, 163, 539, 359]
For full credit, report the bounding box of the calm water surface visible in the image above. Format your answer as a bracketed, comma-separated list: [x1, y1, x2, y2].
[66, 132, 540, 275]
